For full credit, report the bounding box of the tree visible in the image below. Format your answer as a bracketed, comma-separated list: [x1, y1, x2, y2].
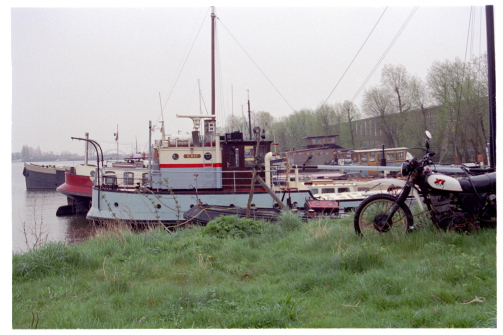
[313, 104, 337, 136]
[336, 100, 360, 148]
[221, 113, 248, 136]
[381, 64, 411, 114]
[21, 145, 30, 161]
[254, 111, 275, 138]
[427, 56, 489, 163]
[362, 87, 398, 147]
[399, 75, 434, 149]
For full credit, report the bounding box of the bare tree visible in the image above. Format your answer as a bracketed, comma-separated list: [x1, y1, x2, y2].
[336, 100, 360, 148]
[362, 87, 398, 147]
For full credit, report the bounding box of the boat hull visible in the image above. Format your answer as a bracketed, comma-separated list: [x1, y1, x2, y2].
[87, 187, 312, 225]
[183, 204, 283, 225]
[23, 163, 71, 189]
[56, 171, 94, 215]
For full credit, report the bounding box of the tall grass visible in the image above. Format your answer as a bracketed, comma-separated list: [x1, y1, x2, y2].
[12, 214, 496, 328]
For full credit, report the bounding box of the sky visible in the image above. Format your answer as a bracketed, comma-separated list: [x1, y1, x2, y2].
[7, 1, 496, 157]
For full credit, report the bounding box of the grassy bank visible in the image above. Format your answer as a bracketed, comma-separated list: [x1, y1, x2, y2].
[12, 213, 496, 328]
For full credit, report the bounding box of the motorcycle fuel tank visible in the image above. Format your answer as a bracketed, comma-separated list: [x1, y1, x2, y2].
[426, 174, 463, 192]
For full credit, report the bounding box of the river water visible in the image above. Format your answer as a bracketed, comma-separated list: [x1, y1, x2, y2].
[11, 161, 95, 254]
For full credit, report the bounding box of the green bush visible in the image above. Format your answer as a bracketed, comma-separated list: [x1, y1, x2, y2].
[202, 215, 268, 238]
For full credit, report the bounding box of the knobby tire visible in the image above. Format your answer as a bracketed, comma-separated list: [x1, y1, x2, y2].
[354, 193, 414, 237]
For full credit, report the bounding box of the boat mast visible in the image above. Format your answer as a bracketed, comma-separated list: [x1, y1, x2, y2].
[115, 124, 119, 159]
[211, 6, 216, 116]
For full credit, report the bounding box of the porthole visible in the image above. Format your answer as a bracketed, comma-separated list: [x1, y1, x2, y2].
[172, 153, 179, 160]
[155, 204, 161, 209]
[114, 202, 119, 207]
[204, 152, 212, 160]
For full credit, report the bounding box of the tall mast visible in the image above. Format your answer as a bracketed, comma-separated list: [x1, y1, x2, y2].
[211, 6, 216, 116]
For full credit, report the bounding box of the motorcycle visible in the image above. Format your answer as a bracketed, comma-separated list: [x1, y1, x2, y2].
[353, 131, 496, 237]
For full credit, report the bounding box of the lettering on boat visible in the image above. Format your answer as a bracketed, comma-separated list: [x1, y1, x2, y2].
[184, 154, 201, 158]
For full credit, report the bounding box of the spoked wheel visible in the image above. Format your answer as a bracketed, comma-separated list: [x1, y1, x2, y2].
[354, 194, 414, 237]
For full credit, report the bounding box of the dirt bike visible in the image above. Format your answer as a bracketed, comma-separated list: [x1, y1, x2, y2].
[353, 131, 496, 237]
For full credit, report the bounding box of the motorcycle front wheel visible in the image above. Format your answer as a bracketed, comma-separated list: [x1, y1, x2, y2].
[354, 194, 414, 237]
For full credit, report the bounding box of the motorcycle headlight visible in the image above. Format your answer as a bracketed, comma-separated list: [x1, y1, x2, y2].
[401, 161, 411, 177]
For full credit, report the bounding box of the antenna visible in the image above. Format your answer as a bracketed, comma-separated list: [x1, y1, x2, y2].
[158, 92, 166, 141]
[247, 89, 252, 140]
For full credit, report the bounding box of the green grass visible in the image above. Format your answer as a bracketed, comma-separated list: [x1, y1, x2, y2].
[12, 213, 496, 328]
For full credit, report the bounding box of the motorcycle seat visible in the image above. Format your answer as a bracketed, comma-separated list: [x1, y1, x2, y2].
[459, 172, 497, 193]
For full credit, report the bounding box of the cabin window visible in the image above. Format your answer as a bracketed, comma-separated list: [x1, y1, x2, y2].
[124, 172, 134, 185]
[228, 147, 239, 168]
[396, 150, 404, 160]
[386, 151, 395, 161]
[142, 173, 149, 185]
[321, 188, 335, 194]
[338, 188, 350, 193]
[310, 189, 319, 195]
[103, 174, 117, 186]
[360, 153, 367, 163]
[244, 146, 255, 167]
[369, 152, 375, 162]
[378, 151, 384, 160]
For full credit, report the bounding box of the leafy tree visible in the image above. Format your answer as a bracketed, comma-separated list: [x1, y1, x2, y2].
[427, 56, 489, 163]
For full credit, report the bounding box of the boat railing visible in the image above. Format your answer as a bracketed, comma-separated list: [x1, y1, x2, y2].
[97, 168, 290, 193]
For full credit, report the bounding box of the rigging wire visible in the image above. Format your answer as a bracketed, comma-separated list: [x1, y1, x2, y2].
[158, 7, 210, 124]
[216, 16, 296, 112]
[350, 7, 418, 104]
[214, 19, 229, 129]
[322, 7, 388, 106]
[454, 6, 477, 128]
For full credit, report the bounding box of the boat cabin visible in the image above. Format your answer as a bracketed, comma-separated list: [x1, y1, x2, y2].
[148, 115, 271, 192]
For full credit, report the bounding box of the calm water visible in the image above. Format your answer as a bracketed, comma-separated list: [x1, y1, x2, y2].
[11, 161, 95, 254]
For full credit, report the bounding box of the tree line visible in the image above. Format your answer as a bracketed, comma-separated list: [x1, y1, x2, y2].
[221, 55, 490, 165]
[13, 145, 85, 162]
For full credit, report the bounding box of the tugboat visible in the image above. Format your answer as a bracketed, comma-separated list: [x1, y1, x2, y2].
[85, 8, 312, 225]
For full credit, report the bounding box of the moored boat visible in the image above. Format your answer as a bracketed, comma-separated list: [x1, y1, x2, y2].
[85, 8, 313, 225]
[22, 162, 72, 189]
[86, 117, 313, 225]
[56, 157, 148, 216]
[182, 198, 341, 225]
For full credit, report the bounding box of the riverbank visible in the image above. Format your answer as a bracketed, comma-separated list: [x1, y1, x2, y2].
[12, 214, 496, 328]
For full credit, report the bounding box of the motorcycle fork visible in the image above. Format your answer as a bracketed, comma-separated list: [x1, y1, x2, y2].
[386, 183, 413, 225]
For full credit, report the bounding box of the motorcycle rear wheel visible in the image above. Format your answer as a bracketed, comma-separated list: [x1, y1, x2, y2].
[354, 194, 414, 237]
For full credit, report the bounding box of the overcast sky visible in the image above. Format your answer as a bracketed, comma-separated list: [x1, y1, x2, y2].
[8, 1, 495, 157]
